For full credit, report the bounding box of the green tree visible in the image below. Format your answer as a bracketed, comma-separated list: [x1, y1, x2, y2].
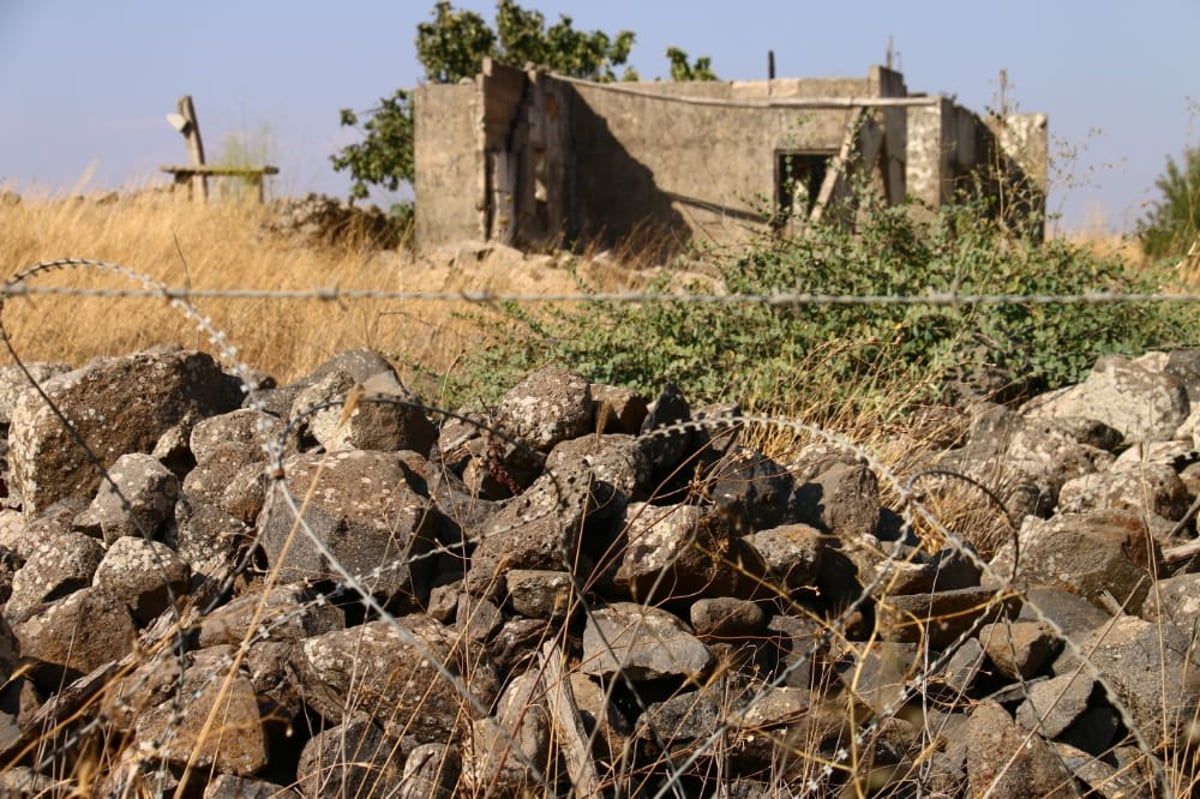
[332, 1, 714, 202]
[667, 47, 718, 82]
[330, 91, 415, 202]
[415, 2, 495, 84]
[1138, 146, 1200, 259]
[493, 1, 635, 82]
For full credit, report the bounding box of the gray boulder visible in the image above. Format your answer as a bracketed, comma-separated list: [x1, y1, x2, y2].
[297, 615, 495, 741]
[833, 641, 920, 714]
[457, 593, 504, 642]
[12, 586, 135, 689]
[978, 619, 1061, 680]
[706, 447, 799, 534]
[504, 569, 575, 620]
[875, 586, 1015, 649]
[544, 433, 654, 499]
[580, 602, 713, 681]
[965, 700, 1076, 798]
[464, 670, 550, 796]
[133, 645, 268, 776]
[638, 689, 722, 753]
[1021, 353, 1189, 443]
[497, 367, 593, 454]
[942, 406, 1119, 518]
[0, 363, 70, 425]
[1053, 615, 1200, 737]
[257, 450, 444, 601]
[219, 461, 270, 523]
[295, 717, 404, 799]
[197, 583, 343, 648]
[256, 348, 395, 421]
[793, 459, 880, 538]
[183, 409, 282, 508]
[728, 685, 810, 731]
[190, 407, 280, 465]
[5, 531, 104, 622]
[1014, 672, 1095, 738]
[690, 597, 766, 639]
[172, 498, 249, 581]
[292, 365, 435, 455]
[745, 523, 825, 591]
[464, 462, 613, 598]
[396, 743, 459, 799]
[989, 510, 1160, 614]
[74, 452, 179, 543]
[613, 502, 769, 604]
[1141, 571, 1200, 629]
[8, 345, 242, 513]
[92, 536, 190, 624]
[1018, 585, 1112, 636]
[204, 775, 299, 799]
[1053, 741, 1149, 799]
[1057, 462, 1190, 521]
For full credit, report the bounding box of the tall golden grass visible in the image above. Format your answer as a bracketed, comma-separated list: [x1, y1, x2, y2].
[0, 190, 645, 386]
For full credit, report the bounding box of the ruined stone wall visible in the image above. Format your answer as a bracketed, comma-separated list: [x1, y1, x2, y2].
[904, 98, 950, 209]
[568, 82, 859, 248]
[623, 76, 872, 101]
[413, 66, 1046, 251]
[989, 112, 1050, 235]
[414, 82, 485, 247]
[905, 98, 1047, 225]
[994, 113, 1049, 195]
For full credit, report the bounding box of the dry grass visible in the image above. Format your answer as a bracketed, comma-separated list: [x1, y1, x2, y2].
[0, 190, 651, 385]
[1061, 230, 1148, 269]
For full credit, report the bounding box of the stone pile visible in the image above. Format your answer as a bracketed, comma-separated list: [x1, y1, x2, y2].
[260, 193, 401, 250]
[0, 345, 1198, 797]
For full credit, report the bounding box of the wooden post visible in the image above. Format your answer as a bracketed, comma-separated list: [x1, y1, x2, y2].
[168, 95, 208, 201]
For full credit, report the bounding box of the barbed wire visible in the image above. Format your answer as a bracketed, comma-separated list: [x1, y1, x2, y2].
[8, 283, 1200, 307]
[9, 258, 1200, 308]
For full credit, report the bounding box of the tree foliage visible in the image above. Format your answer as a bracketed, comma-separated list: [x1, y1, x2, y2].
[1138, 147, 1200, 259]
[414, 0, 636, 84]
[414, 3, 495, 84]
[493, 1, 636, 82]
[330, 91, 415, 202]
[332, 1, 714, 202]
[667, 47, 718, 82]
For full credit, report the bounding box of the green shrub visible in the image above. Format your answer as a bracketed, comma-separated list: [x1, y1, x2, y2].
[439, 192, 1191, 414]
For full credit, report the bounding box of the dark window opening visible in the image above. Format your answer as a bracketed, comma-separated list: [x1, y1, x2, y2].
[776, 151, 832, 219]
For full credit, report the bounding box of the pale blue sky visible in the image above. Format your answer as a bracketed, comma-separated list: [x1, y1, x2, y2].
[1, 1, 1196, 233]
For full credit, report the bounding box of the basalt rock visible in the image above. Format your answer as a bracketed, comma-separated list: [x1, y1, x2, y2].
[9, 345, 242, 513]
[6, 348, 1200, 796]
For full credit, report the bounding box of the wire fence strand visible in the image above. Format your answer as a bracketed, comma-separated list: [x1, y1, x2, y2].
[8, 283, 1200, 307]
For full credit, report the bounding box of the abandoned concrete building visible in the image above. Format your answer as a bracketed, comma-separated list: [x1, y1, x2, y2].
[413, 59, 1047, 253]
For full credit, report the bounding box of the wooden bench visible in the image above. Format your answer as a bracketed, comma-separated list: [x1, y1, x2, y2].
[160, 164, 279, 203]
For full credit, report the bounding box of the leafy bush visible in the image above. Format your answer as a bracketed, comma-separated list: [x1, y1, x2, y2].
[441, 192, 1191, 413]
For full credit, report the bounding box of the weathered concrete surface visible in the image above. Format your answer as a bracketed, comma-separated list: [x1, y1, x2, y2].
[414, 62, 1045, 253]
